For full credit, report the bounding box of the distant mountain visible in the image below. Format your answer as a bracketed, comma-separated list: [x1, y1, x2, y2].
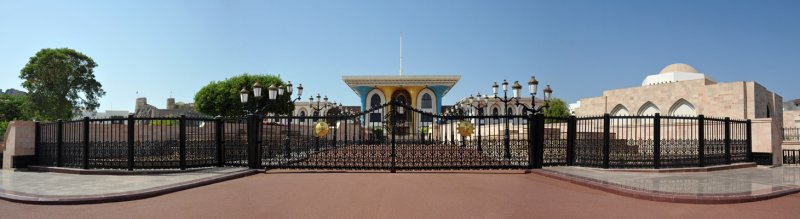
[1, 88, 26, 96]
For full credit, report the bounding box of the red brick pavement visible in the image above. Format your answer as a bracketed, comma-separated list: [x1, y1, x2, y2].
[2, 172, 799, 218]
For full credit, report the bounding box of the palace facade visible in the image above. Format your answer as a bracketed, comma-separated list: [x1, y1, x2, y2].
[572, 63, 785, 164]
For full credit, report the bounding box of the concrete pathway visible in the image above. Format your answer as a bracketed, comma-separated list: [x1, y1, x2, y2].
[541, 166, 800, 203]
[0, 167, 255, 203]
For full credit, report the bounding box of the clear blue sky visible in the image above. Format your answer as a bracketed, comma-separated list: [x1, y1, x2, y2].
[1, 0, 798, 111]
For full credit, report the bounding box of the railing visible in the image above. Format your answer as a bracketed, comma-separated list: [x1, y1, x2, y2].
[783, 128, 800, 141]
[567, 114, 750, 168]
[784, 150, 800, 165]
[34, 112, 753, 171]
[36, 115, 245, 170]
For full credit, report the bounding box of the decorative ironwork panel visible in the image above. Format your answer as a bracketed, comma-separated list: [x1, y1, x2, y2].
[574, 117, 604, 168]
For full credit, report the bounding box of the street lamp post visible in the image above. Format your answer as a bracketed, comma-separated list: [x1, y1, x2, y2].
[492, 79, 516, 159]
[239, 81, 304, 114]
[240, 81, 304, 160]
[513, 76, 553, 115]
[446, 104, 468, 146]
[465, 93, 489, 152]
[512, 76, 553, 169]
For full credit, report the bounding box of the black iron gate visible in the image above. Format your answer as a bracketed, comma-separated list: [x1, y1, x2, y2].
[259, 101, 540, 171]
[32, 103, 753, 171]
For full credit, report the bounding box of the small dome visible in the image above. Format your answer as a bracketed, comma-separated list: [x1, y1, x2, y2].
[659, 63, 698, 74]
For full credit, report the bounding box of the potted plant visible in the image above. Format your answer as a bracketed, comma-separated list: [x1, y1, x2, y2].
[418, 126, 430, 144]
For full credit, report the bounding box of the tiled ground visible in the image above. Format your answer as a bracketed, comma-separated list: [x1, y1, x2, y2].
[545, 166, 800, 196]
[0, 167, 247, 196]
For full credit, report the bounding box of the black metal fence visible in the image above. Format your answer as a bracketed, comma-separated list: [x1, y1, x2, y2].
[36, 115, 246, 170]
[783, 128, 800, 141]
[565, 114, 750, 169]
[34, 108, 752, 171]
[784, 150, 800, 165]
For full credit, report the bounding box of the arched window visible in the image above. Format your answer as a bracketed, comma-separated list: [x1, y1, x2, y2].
[370, 94, 382, 108]
[492, 107, 500, 123]
[299, 110, 306, 122]
[421, 93, 432, 109]
[507, 107, 513, 116]
[668, 99, 696, 116]
[370, 93, 382, 122]
[421, 93, 433, 123]
[610, 104, 630, 116]
[638, 102, 660, 116]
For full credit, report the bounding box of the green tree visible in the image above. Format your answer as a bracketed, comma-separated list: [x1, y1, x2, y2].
[544, 98, 570, 119]
[19, 48, 105, 121]
[0, 94, 32, 141]
[194, 74, 293, 116]
[0, 94, 32, 121]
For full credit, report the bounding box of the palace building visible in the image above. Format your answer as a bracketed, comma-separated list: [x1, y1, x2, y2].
[572, 63, 785, 164]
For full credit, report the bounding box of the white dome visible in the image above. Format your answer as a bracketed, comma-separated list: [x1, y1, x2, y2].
[659, 63, 698, 74]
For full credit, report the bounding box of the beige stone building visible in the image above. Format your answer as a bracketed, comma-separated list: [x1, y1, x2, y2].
[572, 63, 785, 165]
[783, 99, 800, 128]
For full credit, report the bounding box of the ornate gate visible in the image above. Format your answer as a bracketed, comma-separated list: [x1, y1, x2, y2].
[259, 101, 537, 171]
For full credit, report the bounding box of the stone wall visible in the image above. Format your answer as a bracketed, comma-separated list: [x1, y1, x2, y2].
[2, 121, 35, 170]
[575, 79, 783, 121]
[783, 109, 800, 128]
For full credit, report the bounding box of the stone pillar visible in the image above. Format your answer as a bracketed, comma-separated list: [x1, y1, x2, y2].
[752, 118, 783, 166]
[2, 121, 35, 170]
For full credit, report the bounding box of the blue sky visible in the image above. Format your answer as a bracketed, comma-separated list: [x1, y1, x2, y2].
[1, 0, 798, 111]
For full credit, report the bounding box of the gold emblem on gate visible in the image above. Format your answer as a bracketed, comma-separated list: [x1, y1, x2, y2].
[314, 121, 331, 137]
[457, 120, 475, 137]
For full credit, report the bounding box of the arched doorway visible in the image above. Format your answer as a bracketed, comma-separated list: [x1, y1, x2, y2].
[391, 89, 412, 135]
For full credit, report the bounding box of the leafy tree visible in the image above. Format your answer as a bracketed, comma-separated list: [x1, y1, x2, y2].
[0, 94, 32, 121]
[0, 94, 32, 141]
[19, 48, 105, 121]
[194, 74, 293, 116]
[544, 98, 570, 119]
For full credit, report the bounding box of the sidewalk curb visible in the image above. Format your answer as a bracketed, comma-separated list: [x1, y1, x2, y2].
[532, 169, 800, 204]
[0, 169, 259, 205]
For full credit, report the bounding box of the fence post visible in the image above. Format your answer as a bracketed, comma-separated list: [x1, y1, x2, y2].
[333, 117, 338, 148]
[603, 114, 610, 169]
[504, 111, 511, 159]
[536, 113, 546, 168]
[83, 117, 90, 169]
[697, 115, 705, 167]
[746, 119, 753, 162]
[179, 115, 187, 170]
[215, 116, 224, 167]
[567, 116, 576, 166]
[127, 114, 134, 171]
[390, 107, 397, 173]
[477, 111, 483, 152]
[34, 122, 40, 164]
[724, 117, 731, 165]
[283, 115, 292, 161]
[246, 114, 258, 169]
[527, 114, 535, 169]
[653, 113, 661, 169]
[56, 119, 63, 167]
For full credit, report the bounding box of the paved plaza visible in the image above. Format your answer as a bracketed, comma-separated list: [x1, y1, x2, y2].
[545, 166, 800, 196]
[1, 171, 800, 218]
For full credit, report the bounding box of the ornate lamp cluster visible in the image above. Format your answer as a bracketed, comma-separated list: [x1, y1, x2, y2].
[308, 93, 341, 115]
[239, 81, 303, 114]
[494, 76, 553, 115]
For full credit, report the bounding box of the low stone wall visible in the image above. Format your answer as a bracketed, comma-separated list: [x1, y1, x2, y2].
[783, 141, 800, 150]
[2, 121, 35, 170]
